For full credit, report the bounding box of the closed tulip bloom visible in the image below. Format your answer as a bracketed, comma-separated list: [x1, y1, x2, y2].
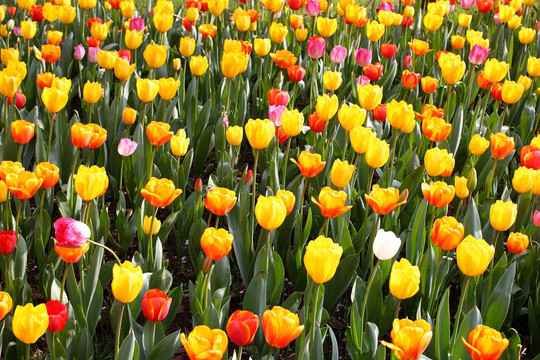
[41, 86, 68, 113]
[490, 132, 515, 160]
[382, 319, 433, 360]
[431, 216, 464, 251]
[281, 110, 304, 137]
[357, 84, 383, 111]
[153, 13, 173, 32]
[517, 75, 532, 92]
[170, 129, 190, 157]
[205, 187, 237, 216]
[507, 232, 529, 254]
[46, 30, 63, 45]
[304, 236, 343, 283]
[528, 57, 540, 77]
[200, 227, 233, 260]
[179, 37, 196, 58]
[114, 57, 136, 81]
[315, 94, 339, 121]
[489, 200, 517, 231]
[456, 235, 494, 276]
[402, 70, 421, 89]
[254, 38, 271, 56]
[141, 177, 182, 207]
[408, 39, 431, 55]
[181, 325, 228, 360]
[469, 44, 490, 65]
[0, 49, 18, 67]
[255, 195, 287, 231]
[438, 52, 466, 84]
[291, 151, 325, 177]
[143, 44, 168, 69]
[422, 117, 451, 142]
[86, 124, 107, 149]
[365, 185, 407, 215]
[11, 120, 35, 144]
[317, 17, 338, 37]
[227, 310, 259, 346]
[36, 72, 54, 90]
[75, 165, 108, 201]
[222, 51, 248, 79]
[381, 43, 398, 58]
[142, 289, 171, 322]
[157, 78, 180, 101]
[424, 12, 443, 31]
[21, 21, 37, 39]
[366, 138, 390, 168]
[459, 13, 472, 27]
[378, 10, 395, 26]
[451, 35, 466, 50]
[0, 161, 24, 182]
[312, 187, 352, 218]
[245, 118, 275, 149]
[330, 45, 347, 64]
[45, 300, 68, 333]
[498, 4, 515, 22]
[143, 216, 161, 235]
[483, 59, 509, 83]
[389, 258, 420, 299]
[122, 107, 137, 126]
[190, 56, 209, 76]
[350, 126, 376, 154]
[0, 292, 12, 321]
[387, 100, 416, 134]
[125, 29, 143, 49]
[373, 229, 401, 260]
[121, 0, 135, 18]
[269, 22, 288, 43]
[468, 134, 490, 156]
[421, 181, 455, 208]
[12, 303, 49, 344]
[226, 126, 243, 146]
[71, 123, 93, 148]
[501, 80, 524, 104]
[17, 0, 36, 10]
[112, 261, 143, 303]
[262, 307, 304, 348]
[136, 78, 160, 103]
[463, 324, 509, 360]
[41, 44, 61, 63]
[0, 230, 17, 254]
[454, 176, 469, 199]
[354, 48, 372, 67]
[82, 81, 102, 104]
[366, 20, 385, 41]
[364, 63, 384, 81]
[323, 71, 342, 91]
[6, 171, 42, 200]
[330, 160, 355, 188]
[199, 24, 218, 39]
[512, 166, 535, 193]
[97, 50, 118, 70]
[424, 148, 454, 177]
[90, 21, 110, 41]
[275, 190, 295, 216]
[339, 105, 367, 133]
[54, 218, 91, 248]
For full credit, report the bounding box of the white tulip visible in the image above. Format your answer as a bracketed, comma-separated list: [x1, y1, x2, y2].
[373, 229, 401, 260]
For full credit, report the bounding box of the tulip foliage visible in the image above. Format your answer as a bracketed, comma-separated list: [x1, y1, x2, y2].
[0, 0, 539, 358]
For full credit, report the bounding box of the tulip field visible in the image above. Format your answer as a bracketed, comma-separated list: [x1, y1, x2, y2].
[0, 0, 540, 358]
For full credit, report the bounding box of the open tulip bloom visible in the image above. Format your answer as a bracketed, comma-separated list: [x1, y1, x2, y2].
[0, 0, 538, 358]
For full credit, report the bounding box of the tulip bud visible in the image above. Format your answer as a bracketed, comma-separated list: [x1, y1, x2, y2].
[202, 256, 213, 274]
[6, 20, 14, 32]
[467, 168, 477, 193]
[195, 178, 203, 194]
[244, 170, 253, 185]
[143, 216, 161, 235]
[533, 210, 540, 227]
[402, 55, 411, 68]
[173, 58, 181, 72]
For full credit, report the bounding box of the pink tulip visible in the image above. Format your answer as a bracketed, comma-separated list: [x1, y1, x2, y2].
[307, 36, 326, 59]
[269, 105, 286, 127]
[356, 75, 371, 86]
[117, 138, 138, 156]
[377, 1, 395, 11]
[354, 48, 372, 67]
[129, 17, 145, 31]
[54, 218, 91, 248]
[469, 44, 490, 65]
[13, 27, 21, 36]
[74, 44, 86, 61]
[402, 55, 412, 69]
[306, 0, 320, 15]
[88, 46, 100, 63]
[533, 210, 540, 227]
[330, 45, 347, 64]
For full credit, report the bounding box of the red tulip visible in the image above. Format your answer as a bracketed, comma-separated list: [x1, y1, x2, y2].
[288, 0, 303, 10]
[46, 300, 68, 333]
[142, 289, 172, 322]
[8, 92, 26, 109]
[364, 63, 384, 81]
[287, 65, 306, 82]
[276, 126, 288, 144]
[373, 104, 387, 121]
[491, 83, 503, 101]
[87, 17, 103, 29]
[381, 43, 397, 58]
[309, 112, 326, 133]
[226, 310, 259, 346]
[268, 89, 290, 106]
[0, 231, 17, 255]
[30, 5, 44, 21]
[521, 146, 540, 170]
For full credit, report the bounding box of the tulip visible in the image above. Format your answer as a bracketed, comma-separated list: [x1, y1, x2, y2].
[143, 216, 161, 236]
[200, 227, 233, 260]
[366, 138, 390, 168]
[291, 151, 326, 177]
[21, 21, 37, 40]
[421, 181, 455, 208]
[169, 129, 189, 157]
[372, 229, 401, 260]
[330, 160, 355, 188]
[424, 148, 454, 177]
[41, 86, 69, 113]
[459, 13, 472, 27]
[463, 324, 509, 360]
[312, 187, 352, 218]
[45, 300, 68, 333]
[87, 124, 107, 149]
[431, 216, 464, 251]
[322, 71, 342, 91]
[451, 35, 466, 50]
[41, 44, 61, 63]
[330, 45, 347, 64]
[506, 232, 529, 254]
[254, 38, 271, 57]
[279, 110, 302, 137]
[401, 70, 421, 89]
[456, 235, 494, 276]
[189, 56, 209, 77]
[74, 165, 108, 201]
[501, 80, 524, 104]
[453, 176, 469, 199]
[424, 12, 443, 31]
[6, 171, 42, 200]
[0, 161, 24, 182]
[0, 292, 12, 321]
[512, 166, 535, 193]
[141, 177, 182, 208]
[111, 261, 143, 304]
[409, 39, 431, 55]
[179, 37, 196, 58]
[10, 120, 35, 144]
[489, 200, 517, 231]
[372, 104, 387, 121]
[255, 195, 287, 231]
[389, 258, 420, 299]
[354, 48, 372, 67]
[306, 0, 320, 15]
[227, 310, 259, 346]
[54, 218, 91, 248]
[244, 118, 275, 149]
[316, 17, 337, 38]
[12, 303, 49, 344]
[349, 126, 375, 155]
[469, 44, 490, 65]
[381, 319, 433, 360]
[366, 20, 385, 41]
[517, 75, 532, 92]
[364, 63, 384, 81]
[82, 81, 102, 104]
[307, 36, 326, 59]
[483, 59, 509, 83]
[0, 230, 17, 254]
[73, 44, 85, 61]
[438, 52, 466, 84]
[381, 43, 398, 58]
[337, 104, 365, 132]
[204, 187, 237, 216]
[304, 236, 343, 284]
[142, 289, 172, 322]
[143, 44, 168, 69]
[262, 307, 304, 348]
[181, 326, 228, 360]
[114, 57, 135, 82]
[468, 134, 490, 156]
[422, 117, 451, 142]
[521, 146, 540, 170]
[357, 83, 383, 111]
[145, 121, 174, 147]
[528, 57, 540, 77]
[125, 29, 143, 49]
[54, 243, 88, 263]
[490, 132, 515, 160]
[269, 22, 288, 44]
[117, 138, 138, 157]
[270, 49, 298, 68]
[365, 185, 408, 215]
[387, 100, 416, 134]
[275, 190, 295, 216]
[199, 23, 217, 38]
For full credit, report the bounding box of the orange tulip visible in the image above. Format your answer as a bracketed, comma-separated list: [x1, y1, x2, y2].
[6, 171, 43, 199]
[262, 306, 304, 349]
[408, 39, 431, 55]
[34, 162, 59, 189]
[382, 319, 433, 360]
[86, 124, 107, 149]
[312, 187, 352, 218]
[270, 49, 298, 68]
[11, 120, 35, 144]
[0, 161, 24, 181]
[141, 177, 182, 207]
[364, 185, 408, 215]
[36, 72, 55, 90]
[463, 325, 509, 360]
[71, 123, 93, 148]
[421, 181, 455, 208]
[204, 187, 237, 216]
[200, 227, 233, 260]
[431, 216, 464, 251]
[55, 243, 90, 263]
[402, 70, 421, 89]
[41, 44, 61, 63]
[290, 150, 325, 178]
[146, 121, 174, 146]
[506, 232, 529, 254]
[490, 132, 515, 160]
[422, 117, 451, 142]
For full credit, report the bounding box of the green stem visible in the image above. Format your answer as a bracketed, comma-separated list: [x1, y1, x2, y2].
[3, 254, 12, 294]
[267, 346, 275, 360]
[59, 263, 70, 303]
[264, 230, 272, 277]
[51, 332, 56, 360]
[250, 149, 260, 242]
[394, 298, 401, 319]
[149, 146, 157, 180]
[238, 346, 243, 360]
[319, 217, 329, 236]
[14, 199, 23, 237]
[115, 303, 125, 359]
[87, 238, 122, 264]
[310, 59, 317, 111]
[359, 259, 380, 345]
[16, 144, 22, 163]
[310, 283, 321, 348]
[487, 160, 498, 197]
[342, 132, 349, 160]
[496, 104, 509, 132]
[225, 78, 232, 114]
[25, 344, 30, 360]
[46, 112, 55, 162]
[454, 276, 471, 337]
[118, 157, 124, 200]
[201, 261, 214, 309]
[282, 138, 292, 190]
[147, 206, 159, 271]
[386, 130, 399, 186]
[445, 84, 452, 123]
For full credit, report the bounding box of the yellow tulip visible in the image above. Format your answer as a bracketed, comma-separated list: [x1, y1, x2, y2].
[12, 303, 49, 344]
[112, 261, 143, 303]
[245, 118, 275, 149]
[389, 258, 420, 299]
[255, 195, 287, 231]
[303, 236, 343, 284]
[456, 235, 494, 276]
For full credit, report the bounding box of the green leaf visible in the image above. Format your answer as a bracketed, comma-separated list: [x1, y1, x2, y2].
[117, 330, 139, 360]
[323, 253, 360, 313]
[407, 199, 428, 265]
[146, 331, 183, 360]
[483, 262, 516, 330]
[451, 307, 482, 359]
[463, 198, 482, 239]
[435, 288, 450, 360]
